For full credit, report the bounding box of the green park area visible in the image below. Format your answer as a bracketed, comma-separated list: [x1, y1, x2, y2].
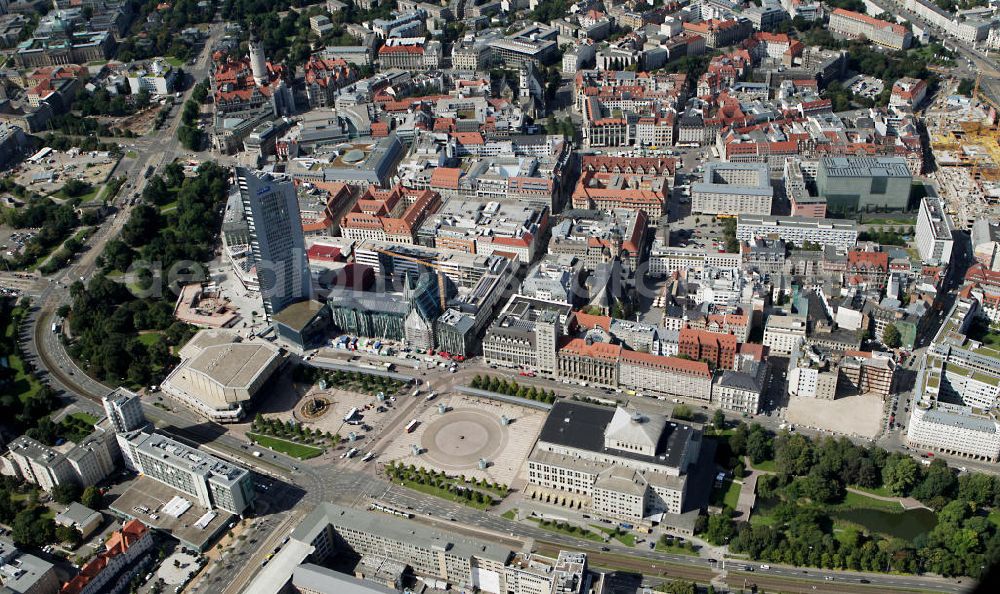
[248, 433, 323, 460]
[703, 420, 1000, 578]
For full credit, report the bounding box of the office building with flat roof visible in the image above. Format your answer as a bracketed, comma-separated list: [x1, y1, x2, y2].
[907, 297, 1000, 461]
[915, 194, 954, 266]
[691, 162, 772, 216]
[286, 503, 590, 594]
[736, 214, 858, 249]
[0, 538, 59, 594]
[483, 295, 573, 374]
[292, 503, 512, 591]
[237, 167, 311, 319]
[816, 156, 912, 214]
[124, 432, 255, 515]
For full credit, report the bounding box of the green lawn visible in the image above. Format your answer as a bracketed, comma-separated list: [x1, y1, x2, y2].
[6, 354, 42, 403]
[396, 477, 492, 509]
[711, 479, 741, 509]
[590, 524, 635, 545]
[750, 459, 776, 472]
[833, 491, 903, 512]
[57, 184, 101, 203]
[158, 200, 179, 213]
[126, 150, 138, 158]
[165, 56, 186, 67]
[137, 332, 163, 347]
[529, 517, 604, 542]
[248, 433, 323, 460]
[654, 541, 698, 556]
[614, 531, 636, 546]
[501, 509, 517, 520]
[849, 484, 895, 498]
[69, 412, 98, 425]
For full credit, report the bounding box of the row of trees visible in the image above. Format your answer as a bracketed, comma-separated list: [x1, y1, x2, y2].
[385, 462, 498, 507]
[294, 366, 407, 396]
[177, 98, 205, 151]
[251, 414, 341, 446]
[469, 375, 558, 404]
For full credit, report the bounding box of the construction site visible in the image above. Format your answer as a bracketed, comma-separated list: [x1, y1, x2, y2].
[927, 76, 1000, 229]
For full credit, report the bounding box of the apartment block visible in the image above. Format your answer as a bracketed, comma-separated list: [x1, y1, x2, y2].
[715, 362, 768, 414]
[787, 341, 838, 399]
[61, 520, 154, 594]
[341, 186, 441, 245]
[619, 351, 713, 401]
[6, 436, 76, 492]
[736, 214, 858, 250]
[678, 327, 737, 370]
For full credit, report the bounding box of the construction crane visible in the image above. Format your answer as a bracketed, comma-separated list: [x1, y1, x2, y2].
[373, 248, 448, 312]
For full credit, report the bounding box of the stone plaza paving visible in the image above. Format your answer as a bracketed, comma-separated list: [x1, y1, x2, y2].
[381, 393, 545, 487]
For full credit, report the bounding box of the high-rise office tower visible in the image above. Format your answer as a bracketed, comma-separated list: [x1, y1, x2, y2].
[236, 167, 310, 319]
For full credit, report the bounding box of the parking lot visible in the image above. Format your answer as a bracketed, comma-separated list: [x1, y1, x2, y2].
[11, 149, 119, 198]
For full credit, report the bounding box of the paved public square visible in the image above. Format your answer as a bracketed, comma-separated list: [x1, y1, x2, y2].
[380, 394, 544, 487]
[785, 393, 884, 439]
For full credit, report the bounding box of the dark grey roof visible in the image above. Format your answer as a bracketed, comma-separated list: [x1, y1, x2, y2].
[718, 370, 763, 392]
[538, 401, 697, 471]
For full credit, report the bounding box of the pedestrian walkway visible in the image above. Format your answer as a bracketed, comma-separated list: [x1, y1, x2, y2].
[734, 472, 758, 520]
[845, 487, 929, 511]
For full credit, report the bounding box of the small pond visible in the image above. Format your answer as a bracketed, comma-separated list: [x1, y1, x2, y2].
[830, 507, 938, 540]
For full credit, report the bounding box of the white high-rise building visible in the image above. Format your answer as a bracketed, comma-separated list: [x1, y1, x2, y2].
[915, 195, 954, 266]
[236, 168, 311, 319]
[103, 388, 147, 434]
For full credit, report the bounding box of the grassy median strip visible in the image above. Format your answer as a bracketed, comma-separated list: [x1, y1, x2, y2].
[247, 433, 324, 460]
[528, 517, 604, 542]
[395, 477, 493, 509]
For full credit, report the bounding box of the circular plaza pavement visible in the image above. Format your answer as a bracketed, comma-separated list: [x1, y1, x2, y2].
[420, 408, 507, 470]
